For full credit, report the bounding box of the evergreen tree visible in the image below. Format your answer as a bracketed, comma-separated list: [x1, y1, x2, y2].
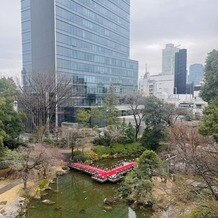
[141, 96, 170, 150]
[199, 50, 218, 141]
[200, 49, 218, 103]
[125, 122, 135, 143]
[199, 99, 218, 142]
[0, 78, 25, 150]
[76, 108, 91, 126]
[103, 85, 119, 126]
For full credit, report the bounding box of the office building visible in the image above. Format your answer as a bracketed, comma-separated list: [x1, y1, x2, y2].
[174, 49, 187, 94]
[138, 73, 174, 99]
[21, 0, 138, 107]
[162, 43, 179, 75]
[188, 64, 204, 86]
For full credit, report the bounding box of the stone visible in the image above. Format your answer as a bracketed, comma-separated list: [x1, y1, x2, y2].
[0, 201, 7, 206]
[56, 170, 67, 176]
[45, 186, 52, 190]
[103, 206, 112, 211]
[104, 197, 118, 205]
[42, 199, 55, 205]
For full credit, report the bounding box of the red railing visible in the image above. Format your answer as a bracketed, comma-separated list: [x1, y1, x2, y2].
[70, 161, 137, 182]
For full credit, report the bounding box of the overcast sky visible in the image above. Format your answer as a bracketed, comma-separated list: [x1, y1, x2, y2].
[0, 0, 218, 79]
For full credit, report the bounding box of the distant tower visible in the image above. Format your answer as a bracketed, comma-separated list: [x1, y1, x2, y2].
[162, 43, 180, 75]
[174, 49, 187, 94]
[188, 64, 204, 86]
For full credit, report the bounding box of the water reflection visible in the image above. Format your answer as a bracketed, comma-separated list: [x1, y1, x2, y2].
[129, 207, 137, 218]
[27, 165, 152, 217]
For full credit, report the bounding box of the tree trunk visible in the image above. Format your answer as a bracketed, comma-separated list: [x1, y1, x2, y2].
[71, 146, 74, 160]
[43, 167, 47, 178]
[22, 171, 28, 190]
[135, 125, 140, 140]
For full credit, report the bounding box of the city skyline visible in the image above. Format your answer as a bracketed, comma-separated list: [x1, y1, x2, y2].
[0, 0, 218, 79]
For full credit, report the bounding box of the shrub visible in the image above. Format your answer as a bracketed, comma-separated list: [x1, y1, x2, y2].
[85, 150, 99, 161]
[93, 136, 107, 146]
[73, 151, 87, 162]
[4, 139, 27, 150]
[111, 143, 128, 156]
[185, 201, 218, 218]
[125, 142, 145, 155]
[101, 154, 110, 159]
[92, 145, 111, 156]
[0, 161, 9, 169]
[43, 138, 61, 147]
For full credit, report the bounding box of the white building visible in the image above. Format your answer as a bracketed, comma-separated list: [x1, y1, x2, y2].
[149, 74, 174, 99]
[166, 94, 207, 116]
[138, 72, 150, 96]
[138, 73, 174, 100]
[162, 43, 179, 75]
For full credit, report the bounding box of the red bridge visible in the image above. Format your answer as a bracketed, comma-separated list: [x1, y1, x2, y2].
[70, 161, 137, 183]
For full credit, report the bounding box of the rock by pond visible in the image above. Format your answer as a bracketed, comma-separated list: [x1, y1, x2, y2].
[42, 199, 55, 205]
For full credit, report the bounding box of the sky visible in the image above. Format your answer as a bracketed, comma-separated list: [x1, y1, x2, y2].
[0, 0, 218, 79]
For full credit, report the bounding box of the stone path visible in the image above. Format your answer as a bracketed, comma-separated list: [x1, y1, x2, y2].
[0, 180, 24, 218]
[0, 179, 22, 195]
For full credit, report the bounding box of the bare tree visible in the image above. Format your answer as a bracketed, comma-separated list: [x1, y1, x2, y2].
[5, 144, 62, 189]
[19, 71, 75, 142]
[36, 144, 63, 178]
[123, 93, 145, 140]
[5, 145, 44, 190]
[170, 123, 218, 200]
[63, 127, 96, 159]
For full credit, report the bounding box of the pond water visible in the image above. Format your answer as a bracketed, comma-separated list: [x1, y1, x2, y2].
[27, 160, 153, 218]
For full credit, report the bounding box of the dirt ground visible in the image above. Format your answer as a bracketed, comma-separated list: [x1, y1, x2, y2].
[0, 184, 22, 211]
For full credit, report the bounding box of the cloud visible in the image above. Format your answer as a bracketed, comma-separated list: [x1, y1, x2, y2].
[0, 0, 22, 78]
[130, 0, 218, 75]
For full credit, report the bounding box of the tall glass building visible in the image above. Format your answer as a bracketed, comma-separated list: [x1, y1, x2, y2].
[188, 64, 204, 86]
[174, 49, 187, 94]
[21, 0, 138, 107]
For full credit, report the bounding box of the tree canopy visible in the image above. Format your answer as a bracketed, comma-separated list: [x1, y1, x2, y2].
[200, 49, 218, 103]
[103, 85, 119, 126]
[198, 99, 218, 142]
[141, 96, 175, 150]
[0, 78, 25, 153]
[76, 108, 90, 126]
[199, 50, 218, 142]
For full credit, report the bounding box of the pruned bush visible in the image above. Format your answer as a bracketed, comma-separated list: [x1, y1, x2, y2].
[72, 151, 87, 162]
[84, 150, 99, 161]
[92, 145, 111, 156]
[111, 143, 127, 155]
[125, 142, 145, 155]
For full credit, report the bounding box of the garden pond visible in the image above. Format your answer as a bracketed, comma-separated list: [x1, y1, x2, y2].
[27, 159, 153, 218]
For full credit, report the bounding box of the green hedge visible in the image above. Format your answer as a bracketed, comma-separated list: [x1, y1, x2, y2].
[111, 143, 128, 156]
[125, 142, 145, 155]
[92, 146, 111, 156]
[93, 142, 145, 158]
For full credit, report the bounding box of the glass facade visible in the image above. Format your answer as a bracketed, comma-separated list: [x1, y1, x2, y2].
[21, 0, 32, 86]
[21, 0, 138, 106]
[188, 64, 204, 86]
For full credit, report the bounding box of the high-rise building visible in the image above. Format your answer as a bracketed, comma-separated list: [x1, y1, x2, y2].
[162, 43, 179, 75]
[174, 49, 187, 94]
[21, 0, 138, 106]
[188, 64, 204, 86]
